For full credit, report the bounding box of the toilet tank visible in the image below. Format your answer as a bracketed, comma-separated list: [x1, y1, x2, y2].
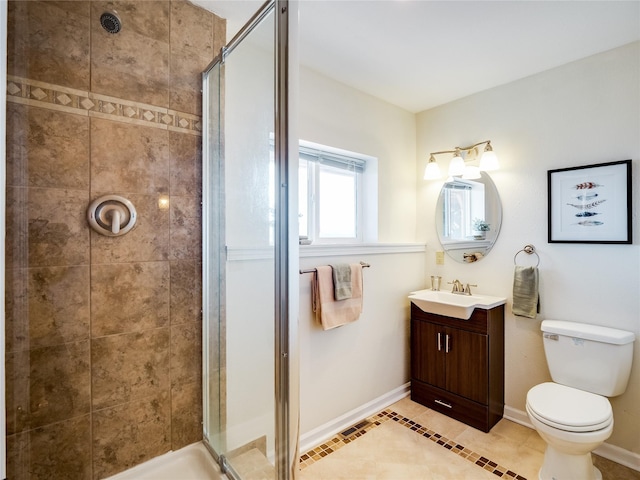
[541, 320, 635, 397]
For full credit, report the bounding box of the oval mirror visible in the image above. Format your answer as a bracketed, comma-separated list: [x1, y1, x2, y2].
[435, 172, 502, 263]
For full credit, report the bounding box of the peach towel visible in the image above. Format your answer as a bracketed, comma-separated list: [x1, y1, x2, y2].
[312, 264, 363, 330]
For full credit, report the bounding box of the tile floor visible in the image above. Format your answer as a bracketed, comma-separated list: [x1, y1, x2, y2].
[298, 397, 640, 480]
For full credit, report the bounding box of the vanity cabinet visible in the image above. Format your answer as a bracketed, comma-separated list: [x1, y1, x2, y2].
[410, 303, 504, 432]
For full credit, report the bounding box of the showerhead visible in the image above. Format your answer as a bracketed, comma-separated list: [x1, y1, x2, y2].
[100, 11, 122, 34]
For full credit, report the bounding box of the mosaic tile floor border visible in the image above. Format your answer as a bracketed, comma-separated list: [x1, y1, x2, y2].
[299, 409, 528, 479]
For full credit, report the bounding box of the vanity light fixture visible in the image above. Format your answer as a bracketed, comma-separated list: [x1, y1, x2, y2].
[424, 140, 499, 180]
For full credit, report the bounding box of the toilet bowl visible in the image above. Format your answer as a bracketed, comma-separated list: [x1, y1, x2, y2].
[526, 382, 613, 480]
[526, 320, 634, 480]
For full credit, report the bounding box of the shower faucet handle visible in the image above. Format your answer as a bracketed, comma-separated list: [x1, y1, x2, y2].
[87, 195, 137, 237]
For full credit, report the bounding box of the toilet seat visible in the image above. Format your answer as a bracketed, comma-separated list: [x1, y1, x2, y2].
[527, 382, 613, 433]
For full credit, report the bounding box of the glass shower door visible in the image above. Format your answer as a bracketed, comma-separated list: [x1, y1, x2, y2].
[202, 1, 298, 478]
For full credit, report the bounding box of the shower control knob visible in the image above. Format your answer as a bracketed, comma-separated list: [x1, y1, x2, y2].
[88, 195, 137, 237]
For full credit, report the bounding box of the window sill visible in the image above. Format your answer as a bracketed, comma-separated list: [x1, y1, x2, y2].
[226, 243, 426, 262]
[299, 243, 426, 257]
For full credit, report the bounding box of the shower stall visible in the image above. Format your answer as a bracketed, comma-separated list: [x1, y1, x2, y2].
[202, 1, 299, 478]
[3, 0, 297, 477]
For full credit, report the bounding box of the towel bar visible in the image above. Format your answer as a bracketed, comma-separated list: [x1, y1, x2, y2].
[299, 261, 370, 275]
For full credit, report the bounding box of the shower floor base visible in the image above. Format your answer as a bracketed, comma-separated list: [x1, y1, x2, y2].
[103, 442, 224, 480]
[227, 447, 276, 479]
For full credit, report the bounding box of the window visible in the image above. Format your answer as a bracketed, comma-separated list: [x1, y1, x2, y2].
[270, 139, 376, 245]
[299, 141, 375, 244]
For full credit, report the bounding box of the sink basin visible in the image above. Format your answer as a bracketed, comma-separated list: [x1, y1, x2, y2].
[408, 289, 506, 320]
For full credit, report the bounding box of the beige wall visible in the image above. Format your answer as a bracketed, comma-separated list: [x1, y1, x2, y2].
[299, 68, 418, 243]
[4, 1, 224, 478]
[417, 42, 640, 454]
[297, 68, 423, 436]
[299, 250, 424, 435]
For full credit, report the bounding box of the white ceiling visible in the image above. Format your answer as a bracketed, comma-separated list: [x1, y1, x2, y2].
[193, 0, 640, 113]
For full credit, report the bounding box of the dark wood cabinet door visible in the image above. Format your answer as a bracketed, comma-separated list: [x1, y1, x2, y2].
[411, 319, 446, 388]
[445, 328, 488, 404]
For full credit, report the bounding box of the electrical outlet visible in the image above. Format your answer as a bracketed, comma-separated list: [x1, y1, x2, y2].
[435, 251, 445, 265]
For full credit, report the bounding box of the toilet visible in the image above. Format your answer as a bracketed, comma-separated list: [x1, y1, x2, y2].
[526, 320, 635, 480]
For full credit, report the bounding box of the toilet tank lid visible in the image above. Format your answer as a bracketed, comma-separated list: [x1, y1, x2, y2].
[541, 320, 635, 345]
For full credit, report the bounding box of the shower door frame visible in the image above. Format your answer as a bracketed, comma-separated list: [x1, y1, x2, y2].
[201, 1, 299, 478]
[0, 1, 7, 476]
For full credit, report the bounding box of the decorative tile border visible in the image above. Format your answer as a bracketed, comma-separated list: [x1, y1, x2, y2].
[299, 409, 528, 480]
[299, 411, 391, 469]
[6, 75, 202, 136]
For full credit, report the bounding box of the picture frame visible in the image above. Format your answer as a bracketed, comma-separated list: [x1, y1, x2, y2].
[548, 159, 632, 244]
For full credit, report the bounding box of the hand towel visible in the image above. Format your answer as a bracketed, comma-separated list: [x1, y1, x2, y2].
[331, 263, 352, 300]
[512, 265, 540, 318]
[312, 264, 363, 330]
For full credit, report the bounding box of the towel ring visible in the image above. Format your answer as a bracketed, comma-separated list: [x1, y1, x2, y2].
[514, 244, 540, 267]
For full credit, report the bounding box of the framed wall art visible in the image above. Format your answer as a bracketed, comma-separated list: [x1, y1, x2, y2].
[548, 159, 631, 244]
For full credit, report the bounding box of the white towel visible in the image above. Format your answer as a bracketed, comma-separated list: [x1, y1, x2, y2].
[312, 264, 363, 330]
[512, 266, 540, 318]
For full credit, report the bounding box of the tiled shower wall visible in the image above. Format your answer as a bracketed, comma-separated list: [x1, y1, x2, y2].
[4, 1, 225, 478]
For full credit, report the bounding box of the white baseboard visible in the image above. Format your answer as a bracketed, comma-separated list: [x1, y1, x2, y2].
[594, 442, 640, 471]
[503, 405, 533, 429]
[299, 383, 410, 454]
[504, 405, 640, 472]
